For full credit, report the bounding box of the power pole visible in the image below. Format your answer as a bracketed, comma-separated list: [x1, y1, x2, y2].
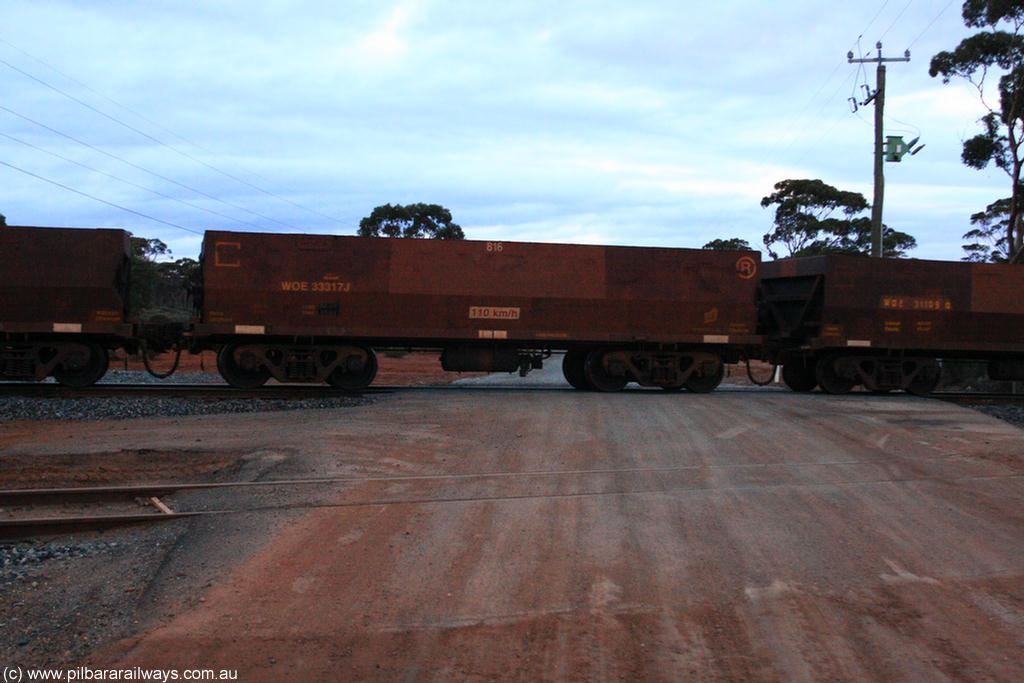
[848, 42, 909, 258]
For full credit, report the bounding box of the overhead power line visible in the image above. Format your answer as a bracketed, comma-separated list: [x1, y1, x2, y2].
[0, 35, 196, 149]
[0, 159, 202, 235]
[0, 130, 267, 232]
[0, 103, 296, 231]
[908, 0, 957, 49]
[760, 0, 904, 166]
[879, 0, 914, 41]
[861, 1, 892, 38]
[0, 36, 356, 230]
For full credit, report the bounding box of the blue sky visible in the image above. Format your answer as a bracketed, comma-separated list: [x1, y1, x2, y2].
[0, 1, 1008, 261]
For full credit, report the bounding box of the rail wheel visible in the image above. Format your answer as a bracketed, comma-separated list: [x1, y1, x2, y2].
[562, 349, 589, 390]
[781, 360, 817, 392]
[326, 347, 378, 391]
[906, 358, 940, 396]
[684, 358, 724, 393]
[52, 341, 108, 388]
[816, 355, 856, 395]
[217, 342, 270, 388]
[584, 349, 628, 392]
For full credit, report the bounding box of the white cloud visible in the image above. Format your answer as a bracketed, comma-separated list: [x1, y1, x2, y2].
[0, 0, 1010, 261]
[889, 84, 989, 130]
[356, 1, 419, 65]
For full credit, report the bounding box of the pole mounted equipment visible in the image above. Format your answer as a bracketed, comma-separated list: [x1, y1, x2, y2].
[848, 42, 910, 258]
[885, 136, 926, 162]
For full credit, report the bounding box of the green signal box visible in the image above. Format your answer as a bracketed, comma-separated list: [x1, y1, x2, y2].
[885, 135, 908, 162]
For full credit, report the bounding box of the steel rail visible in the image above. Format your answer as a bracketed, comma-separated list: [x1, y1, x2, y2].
[933, 391, 1024, 400]
[6, 429, 1024, 509]
[1, 511, 202, 539]
[1, 379, 1021, 400]
[7, 467, 1024, 540]
[7, 451, 1022, 538]
[2, 454, 948, 505]
[0, 382, 386, 399]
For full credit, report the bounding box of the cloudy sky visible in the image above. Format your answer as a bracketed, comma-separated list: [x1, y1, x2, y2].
[0, 1, 1008, 261]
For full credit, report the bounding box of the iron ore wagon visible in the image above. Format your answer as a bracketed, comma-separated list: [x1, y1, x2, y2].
[192, 231, 762, 391]
[760, 254, 1024, 394]
[0, 226, 134, 386]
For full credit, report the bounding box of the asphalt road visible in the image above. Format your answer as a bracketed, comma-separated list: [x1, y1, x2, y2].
[51, 372, 1024, 681]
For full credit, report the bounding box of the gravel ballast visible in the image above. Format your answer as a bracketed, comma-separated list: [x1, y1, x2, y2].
[1, 370, 370, 421]
[4, 370, 1023, 427]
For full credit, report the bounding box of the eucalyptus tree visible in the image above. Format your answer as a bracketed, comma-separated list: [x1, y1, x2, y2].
[930, 0, 1024, 261]
[358, 203, 464, 239]
[760, 179, 916, 259]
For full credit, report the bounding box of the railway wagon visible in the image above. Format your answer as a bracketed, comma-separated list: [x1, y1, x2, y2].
[759, 254, 1024, 394]
[0, 225, 133, 386]
[193, 231, 762, 391]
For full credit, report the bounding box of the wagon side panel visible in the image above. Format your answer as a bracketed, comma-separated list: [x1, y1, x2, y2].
[0, 225, 131, 334]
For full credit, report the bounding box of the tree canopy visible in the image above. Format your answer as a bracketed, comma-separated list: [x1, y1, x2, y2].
[962, 195, 1020, 261]
[0, 213, 6, 226]
[701, 237, 753, 251]
[129, 236, 199, 321]
[358, 203, 464, 239]
[930, 0, 1024, 261]
[760, 179, 916, 259]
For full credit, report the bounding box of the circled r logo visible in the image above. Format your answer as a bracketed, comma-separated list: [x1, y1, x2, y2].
[735, 256, 757, 279]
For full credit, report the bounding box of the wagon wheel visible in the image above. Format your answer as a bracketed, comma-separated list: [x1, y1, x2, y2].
[815, 355, 856, 395]
[781, 360, 817, 392]
[906, 358, 940, 396]
[684, 359, 724, 393]
[217, 342, 270, 388]
[327, 347, 378, 391]
[561, 349, 589, 390]
[583, 349, 628, 392]
[52, 341, 109, 388]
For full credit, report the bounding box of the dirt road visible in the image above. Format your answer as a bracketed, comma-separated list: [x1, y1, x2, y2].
[5, 377, 1024, 681]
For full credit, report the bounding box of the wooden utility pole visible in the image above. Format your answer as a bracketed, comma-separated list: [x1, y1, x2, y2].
[848, 42, 909, 258]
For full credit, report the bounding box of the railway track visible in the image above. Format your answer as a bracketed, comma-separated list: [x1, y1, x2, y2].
[1, 483, 199, 539]
[6, 453, 1024, 540]
[0, 381, 757, 398]
[1, 470, 660, 539]
[933, 391, 1024, 402]
[2, 381, 1022, 400]
[0, 382, 389, 399]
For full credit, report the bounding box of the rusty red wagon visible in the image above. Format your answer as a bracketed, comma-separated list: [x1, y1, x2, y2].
[0, 225, 133, 386]
[759, 254, 1024, 393]
[192, 231, 762, 391]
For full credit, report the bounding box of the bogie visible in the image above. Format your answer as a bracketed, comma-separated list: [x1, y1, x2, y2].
[584, 349, 629, 392]
[52, 341, 109, 388]
[326, 347, 378, 391]
[574, 348, 727, 393]
[684, 359, 725, 393]
[0, 340, 111, 387]
[802, 354, 942, 395]
[781, 360, 817, 392]
[816, 356, 857, 395]
[217, 342, 271, 389]
[216, 341, 380, 389]
[562, 349, 590, 390]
